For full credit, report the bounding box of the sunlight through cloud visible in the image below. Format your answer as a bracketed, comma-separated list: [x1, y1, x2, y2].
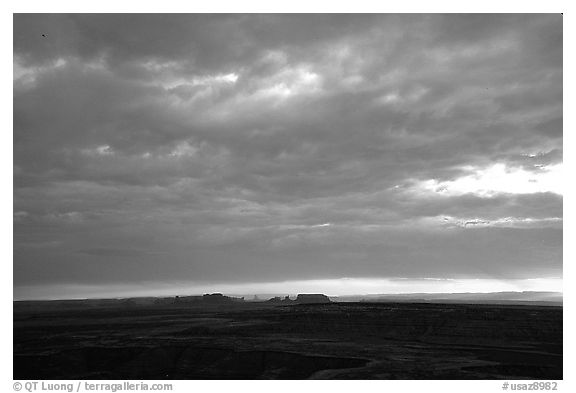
[416, 163, 562, 197]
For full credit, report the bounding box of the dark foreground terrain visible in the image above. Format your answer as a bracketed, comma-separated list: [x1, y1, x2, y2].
[14, 300, 562, 379]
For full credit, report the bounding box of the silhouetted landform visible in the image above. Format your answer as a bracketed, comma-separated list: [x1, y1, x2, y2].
[202, 293, 245, 303]
[296, 294, 331, 304]
[333, 291, 563, 306]
[265, 295, 294, 304]
[14, 298, 561, 380]
[263, 294, 331, 305]
[155, 293, 245, 305]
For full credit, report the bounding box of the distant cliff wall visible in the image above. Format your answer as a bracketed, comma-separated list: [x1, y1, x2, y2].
[295, 294, 331, 304]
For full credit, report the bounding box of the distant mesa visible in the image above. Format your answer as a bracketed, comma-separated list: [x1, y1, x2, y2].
[295, 294, 331, 304]
[264, 294, 331, 305]
[153, 293, 244, 305]
[152, 293, 331, 306]
[202, 293, 244, 303]
[265, 295, 294, 304]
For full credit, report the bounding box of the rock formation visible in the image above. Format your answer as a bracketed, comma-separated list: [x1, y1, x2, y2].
[295, 294, 331, 304]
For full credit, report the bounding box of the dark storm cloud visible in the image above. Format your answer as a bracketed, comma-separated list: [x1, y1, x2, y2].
[14, 14, 562, 293]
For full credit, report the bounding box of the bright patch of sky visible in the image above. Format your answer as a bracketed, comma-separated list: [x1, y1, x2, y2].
[416, 163, 563, 197]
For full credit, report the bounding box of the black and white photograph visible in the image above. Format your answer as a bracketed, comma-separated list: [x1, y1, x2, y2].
[11, 9, 566, 385]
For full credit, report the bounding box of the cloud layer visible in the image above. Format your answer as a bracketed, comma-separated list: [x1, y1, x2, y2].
[14, 14, 563, 298]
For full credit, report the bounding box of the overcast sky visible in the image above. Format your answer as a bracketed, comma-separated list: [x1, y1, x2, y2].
[13, 14, 562, 300]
